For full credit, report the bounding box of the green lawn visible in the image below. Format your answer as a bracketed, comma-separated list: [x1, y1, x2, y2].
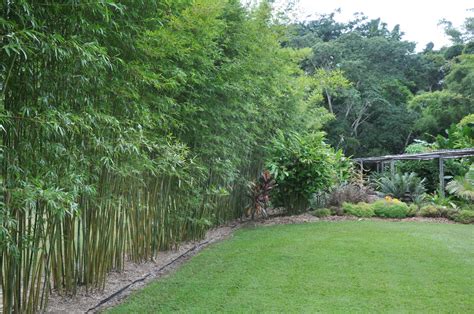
[109, 221, 474, 313]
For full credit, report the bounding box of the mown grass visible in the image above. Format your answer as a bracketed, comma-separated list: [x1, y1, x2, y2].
[109, 221, 474, 313]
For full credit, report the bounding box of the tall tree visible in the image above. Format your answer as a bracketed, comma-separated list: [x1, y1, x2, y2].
[290, 13, 421, 156]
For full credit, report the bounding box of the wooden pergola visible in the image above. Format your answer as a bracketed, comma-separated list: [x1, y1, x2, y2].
[353, 148, 474, 196]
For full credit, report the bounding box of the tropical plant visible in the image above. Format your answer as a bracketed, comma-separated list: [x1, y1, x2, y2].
[437, 114, 474, 149]
[246, 170, 276, 220]
[427, 193, 459, 208]
[376, 172, 426, 203]
[266, 131, 345, 213]
[446, 164, 474, 201]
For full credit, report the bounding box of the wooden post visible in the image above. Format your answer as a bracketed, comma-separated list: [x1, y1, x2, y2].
[439, 157, 445, 197]
[360, 161, 364, 182]
[390, 160, 395, 176]
[376, 162, 380, 173]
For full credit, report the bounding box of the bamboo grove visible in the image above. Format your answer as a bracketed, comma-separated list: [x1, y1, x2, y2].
[0, 1, 329, 312]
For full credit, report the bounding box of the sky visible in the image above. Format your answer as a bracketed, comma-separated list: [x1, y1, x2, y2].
[285, 0, 473, 51]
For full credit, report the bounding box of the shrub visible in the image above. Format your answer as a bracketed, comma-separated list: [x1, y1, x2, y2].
[330, 206, 344, 216]
[453, 210, 474, 224]
[419, 204, 458, 219]
[310, 208, 331, 218]
[407, 204, 418, 217]
[372, 198, 410, 218]
[327, 183, 371, 207]
[429, 194, 457, 207]
[419, 205, 440, 217]
[342, 202, 374, 217]
[376, 172, 426, 203]
[461, 203, 474, 211]
[309, 191, 330, 209]
[267, 131, 347, 213]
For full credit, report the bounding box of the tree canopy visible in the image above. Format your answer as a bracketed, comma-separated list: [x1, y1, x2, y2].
[289, 12, 473, 157]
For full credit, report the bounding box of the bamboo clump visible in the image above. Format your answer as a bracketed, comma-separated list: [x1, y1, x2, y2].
[0, 1, 301, 312]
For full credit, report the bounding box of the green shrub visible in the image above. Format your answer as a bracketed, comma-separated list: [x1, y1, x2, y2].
[310, 208, 331, 218]
[461, 203, 474, 211]
[453, 210, 474, 224]
[397, 141, 440, 192]
[407, 204, 418, 217]
[342, 202, 374, 217]
[330, 206, 344, 216]
[267, 131, 347, 213]
[419, 205, 458, 219]
[372, 199, 410, 218]
[419, 205, 439, 217]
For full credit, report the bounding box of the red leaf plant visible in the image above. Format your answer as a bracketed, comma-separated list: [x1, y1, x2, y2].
[246, 170, 276, 219]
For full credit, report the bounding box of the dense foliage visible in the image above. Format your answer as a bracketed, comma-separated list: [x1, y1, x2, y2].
[266, 131, 348, 212]
[446, 165, 474, 201]
[398, 116, 473, 192]
[376, 172, 426, 203]
[0, 1, 333, 312]
[325, 183, 372, 207]
[371, 199, 411, 218]
[289, 13, 474, 157]
[342, 198, 413, 219]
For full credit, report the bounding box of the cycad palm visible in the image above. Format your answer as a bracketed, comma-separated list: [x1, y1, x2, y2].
[446, 165, 474, 201]
[377, 172, 426, 202]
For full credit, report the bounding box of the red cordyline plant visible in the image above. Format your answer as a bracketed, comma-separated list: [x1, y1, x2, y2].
[246, 170, 276, 220]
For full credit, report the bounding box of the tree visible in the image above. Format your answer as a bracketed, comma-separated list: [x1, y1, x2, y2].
[289, 14, 419, 156]
[409, 91, 470, 139]
[311, 69, 351, 114]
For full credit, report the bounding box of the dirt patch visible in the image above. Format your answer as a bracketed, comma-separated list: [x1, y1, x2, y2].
[45, 213, 456, 313]
[246, 213, 319, 227]
[320, 215, 359, 222]
[373, 216, 454, 224]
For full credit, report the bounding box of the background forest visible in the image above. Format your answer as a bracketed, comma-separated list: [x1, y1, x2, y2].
[0, 1, 472, 312]
[289, 11, 473, 157]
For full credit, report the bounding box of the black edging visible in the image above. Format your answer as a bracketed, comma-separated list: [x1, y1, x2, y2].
[86, 240, 210, 313]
